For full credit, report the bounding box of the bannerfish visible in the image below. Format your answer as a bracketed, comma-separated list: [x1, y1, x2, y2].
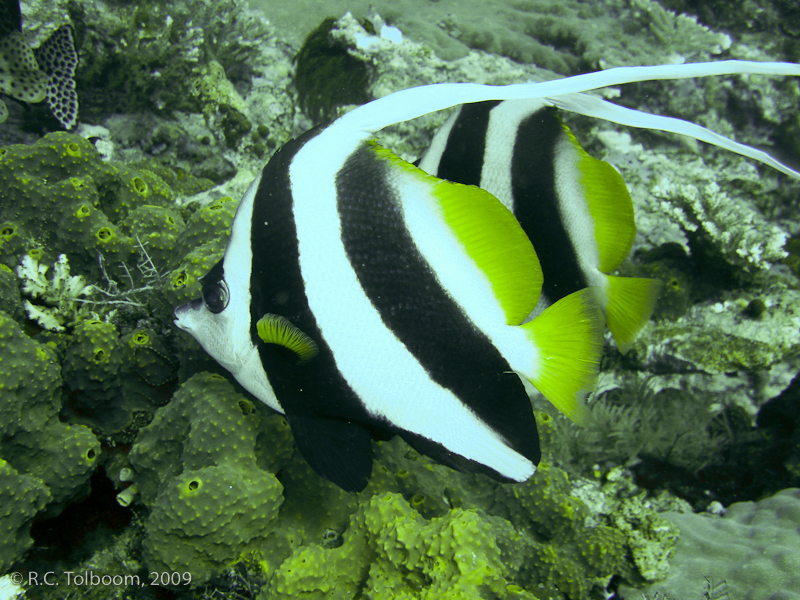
[174, 60, 800, 492]
[419, 101, 662, 354]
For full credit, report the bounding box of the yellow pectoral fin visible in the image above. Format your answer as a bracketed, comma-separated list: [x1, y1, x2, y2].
[257, 314, 319, 362]
[519, 287, 605, 426]
[604, 275, 663, 354]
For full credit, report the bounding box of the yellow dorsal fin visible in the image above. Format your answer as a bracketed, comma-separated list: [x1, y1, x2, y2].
[371, 143, 543, 326]
[257, 314, 319, 362]
[562, 124, 636, 273]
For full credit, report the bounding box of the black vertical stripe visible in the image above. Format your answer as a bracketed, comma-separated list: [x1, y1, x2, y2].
[511, 107, 588, 302]
[248, 127, 370, 423]
[436, 101, 500, 186]
[336, 144, 540, 466]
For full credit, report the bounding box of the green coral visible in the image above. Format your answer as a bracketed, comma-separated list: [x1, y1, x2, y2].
[129, 372, 290, 585]
[172, 196, 237, 263]
[61, 319, 126, 432]
[119, 204, 186, 272]
[124, 371, 669, 598]
[493, 464, 629, 599]
[144, 465, 283, 587]
[73, 0, 271, 116]
[0, 221, 28, 270]
[261, 475, 629, 600]
[119, 328, 178, 408]
[159, 197, 238, 314]
[0, 262, 23, 321]
[0, 458, 50, 571]
[161, 240, 226, 313]
[0, 132, 175, 282]
[0, 310, 100, 571]
[264, 492, 513, 600]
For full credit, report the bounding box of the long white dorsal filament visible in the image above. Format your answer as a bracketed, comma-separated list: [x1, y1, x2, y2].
[330, 60, 800, 179]
[549, 93, 800, 179]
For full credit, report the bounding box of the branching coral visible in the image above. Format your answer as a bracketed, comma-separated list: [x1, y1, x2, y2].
[76, 0, 272, 115]
[16, 253, 96, 332]
[541, 374, 731, 476]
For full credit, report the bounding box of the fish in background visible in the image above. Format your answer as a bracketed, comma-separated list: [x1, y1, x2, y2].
[419, 100, 662, 354]
[174, 61, 800, 492]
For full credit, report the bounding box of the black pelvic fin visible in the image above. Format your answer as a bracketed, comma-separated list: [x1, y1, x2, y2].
[288, 414, 374, 493]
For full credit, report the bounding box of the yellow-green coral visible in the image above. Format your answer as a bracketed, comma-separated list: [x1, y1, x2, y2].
[129, 372, 291, 586]
[265, 492, 512, 600]
[143, 464, 283, 586]
[125, 371, 676, 598]
[0, 311, 100, 571]
[0, 458, 50, 570]
[61, 319, 126, 431]
[172, 196, 238, 264]
[0, 133, 175, 281]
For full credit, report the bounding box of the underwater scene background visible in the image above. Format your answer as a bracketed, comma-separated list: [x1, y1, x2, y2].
[1, 0, 800, 598]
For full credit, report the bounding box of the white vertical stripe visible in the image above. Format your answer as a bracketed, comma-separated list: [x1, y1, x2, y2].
[222, 173, 284, 414]
[551, 136, 607, 291]
[417, 106, 461, 174]
[481, 99, 550, 213]
[394, 163, 541, 390]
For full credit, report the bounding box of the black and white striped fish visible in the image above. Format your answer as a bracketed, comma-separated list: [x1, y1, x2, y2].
[419, 100, 663, 353]
[174, 61, 800, 492]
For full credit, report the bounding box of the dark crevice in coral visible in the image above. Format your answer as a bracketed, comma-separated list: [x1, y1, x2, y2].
[28, 470, 132, 562]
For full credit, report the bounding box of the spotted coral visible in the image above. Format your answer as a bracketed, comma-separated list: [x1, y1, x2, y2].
[0, 310, 100, 571]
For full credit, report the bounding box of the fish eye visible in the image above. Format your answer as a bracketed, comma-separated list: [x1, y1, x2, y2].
[202, 280, 230, 314]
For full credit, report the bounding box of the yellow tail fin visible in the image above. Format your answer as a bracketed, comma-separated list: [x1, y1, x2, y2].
[604, 275, 663, 355]
[520, 288, 604, 426]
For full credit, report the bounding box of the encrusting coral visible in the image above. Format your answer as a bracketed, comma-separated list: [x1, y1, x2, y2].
[623, 488, 800, 599]
[3, 2, 800, 597]
[122, 372, 676, 597]
[128, 372, 289, 586]
[0, 310, 99, 573]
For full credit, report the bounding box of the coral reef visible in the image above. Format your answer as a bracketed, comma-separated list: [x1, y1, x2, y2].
[71, 0, 273, 117]
[0, 310, 99, 572]
[129, 373, 289, 586]
[121, 372, 676, 597]
[623, 488, 800, 600]
[3, 2, 800, 599]
[0, 132, 175, 280]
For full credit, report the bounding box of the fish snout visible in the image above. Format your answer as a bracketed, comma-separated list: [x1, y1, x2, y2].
[173, 297, 204, 331]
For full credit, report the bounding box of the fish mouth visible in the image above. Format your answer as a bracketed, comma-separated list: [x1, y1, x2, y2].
[173, 297, 204, 331]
